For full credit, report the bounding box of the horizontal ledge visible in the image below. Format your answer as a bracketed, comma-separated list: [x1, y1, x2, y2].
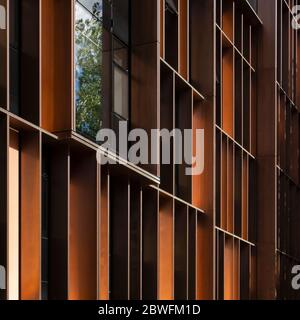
[56, 130, 161, 185]
[281, 0, 299, 23]
[236, 0, 263, 26]
[215, 125, 256, 160]
[160, 58, 206, 100]
[0, 107, 58, 140]
[216, 25, 256, 73]
[149, 184, 205, 214]
[277, 82, 300, 112]
[215, 226, 256, 247]
[276, 165, 300, 189]
[276, 249, 300, 264]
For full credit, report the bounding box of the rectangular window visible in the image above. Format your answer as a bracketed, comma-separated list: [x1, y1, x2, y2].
[165, 0, 178, 69]
[9, 0, 39, 124]
[75, 0, 130, 145]
[113, 38, 129, 120]
[75, 0, 105, 140]
[112, 0, 129, 44]
[111, 2, 130, 154]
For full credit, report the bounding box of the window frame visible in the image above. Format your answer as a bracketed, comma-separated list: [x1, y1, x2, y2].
[74, 0, 131, 145]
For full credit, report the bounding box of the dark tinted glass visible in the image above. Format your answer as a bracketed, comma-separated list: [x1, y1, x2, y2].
[9, 0, 20, 114]
[113, 0, 129, 44]
[113, 38, 129, 120]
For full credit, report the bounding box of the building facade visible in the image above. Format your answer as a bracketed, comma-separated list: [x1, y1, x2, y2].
[0, 0, 299, 300]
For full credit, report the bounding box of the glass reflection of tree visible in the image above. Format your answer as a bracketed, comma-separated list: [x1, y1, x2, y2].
[75, 2, 102, 140]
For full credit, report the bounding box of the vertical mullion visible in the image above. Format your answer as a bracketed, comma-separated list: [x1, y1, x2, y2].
[0, 114, 8, 300]
[97, 164, 100, 300]
[187, 0, 190, 81]
[128, 181, 130, 300]
[173, 71, 176, 196]
[110, 176, 129, 300]
[8, 127, 20, 301]
[38, 0, 42, 126]
[107, 172, 111, 300]
[99, 168, 110, 300]
[160, 0, 165, 58]
[140, 188, 143, 300]
[20, 130, 42, 300]
[178, 0, 181, 71]
[186, 206, 189, 299]
[0, 0, 8, 109]
[280, 1, 283, 85]
[172, 199, 175, 300]
[241, 18, 244, 146]
[129, 183, 142, 300]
